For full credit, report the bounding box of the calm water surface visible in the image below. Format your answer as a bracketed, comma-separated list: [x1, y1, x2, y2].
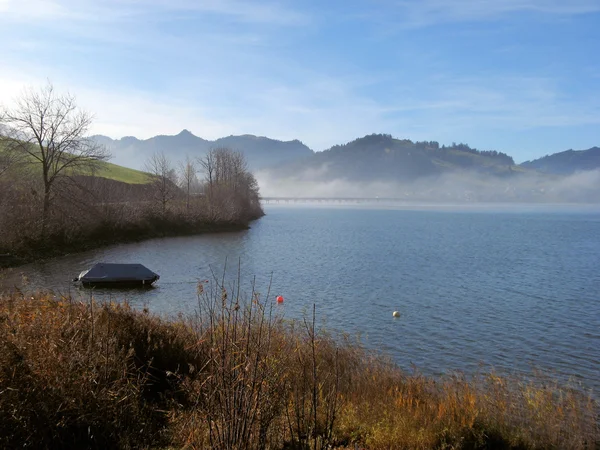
[2, 203, 599, 392]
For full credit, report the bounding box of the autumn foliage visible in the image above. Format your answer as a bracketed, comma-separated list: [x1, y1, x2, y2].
[0, 288, 597, 449]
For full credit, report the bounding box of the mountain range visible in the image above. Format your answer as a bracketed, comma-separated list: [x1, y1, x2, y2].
[93, 130, 599, 176]
[521, 147, 600, 174]
[263, 135, 517, 182]
[91, 131, 600, 202]
[92, 130, 313, 172]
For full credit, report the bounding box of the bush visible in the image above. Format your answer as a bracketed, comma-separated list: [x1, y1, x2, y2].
[0, 288, 597, 450]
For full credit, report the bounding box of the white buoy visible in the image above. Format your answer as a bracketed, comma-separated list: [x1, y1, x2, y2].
[392, 311, 400, 318]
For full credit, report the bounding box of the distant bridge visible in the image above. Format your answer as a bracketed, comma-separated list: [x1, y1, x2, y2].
[260, 197, 408, 204]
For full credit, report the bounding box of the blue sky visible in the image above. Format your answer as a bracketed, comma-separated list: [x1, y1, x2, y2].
[1, 0, 599, 162]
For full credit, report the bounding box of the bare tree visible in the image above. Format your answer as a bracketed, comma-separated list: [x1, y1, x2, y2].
[198, 147, 262, 220]
[199, 147, 248, 189]
[145, 151, 178, 215]
[198, 148, 216, 192]
[0, 82, 109, 235]
[178, 155, 197, 213]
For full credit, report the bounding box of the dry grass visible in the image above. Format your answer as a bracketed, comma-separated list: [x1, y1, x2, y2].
[0, 287, 597, 450]
[0, 291, 201, 449]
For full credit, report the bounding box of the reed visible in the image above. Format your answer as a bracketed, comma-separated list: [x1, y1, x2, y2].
[0, 287, 597, 449]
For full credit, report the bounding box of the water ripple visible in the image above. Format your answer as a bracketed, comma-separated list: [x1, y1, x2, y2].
[2, 204, 599, 394]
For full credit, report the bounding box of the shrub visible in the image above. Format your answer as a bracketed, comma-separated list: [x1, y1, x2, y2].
[0, 288, 597, 449]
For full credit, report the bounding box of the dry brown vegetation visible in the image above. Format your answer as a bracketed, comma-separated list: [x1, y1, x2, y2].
[0, 84, 263, 266]
[0, 169, 263, 265]
[0, 283, 597, 450]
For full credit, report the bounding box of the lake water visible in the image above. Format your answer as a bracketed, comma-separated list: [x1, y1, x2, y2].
[2, 203, 599, 393]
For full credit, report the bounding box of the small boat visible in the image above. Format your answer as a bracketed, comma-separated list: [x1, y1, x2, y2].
[74, 263, 160, 287]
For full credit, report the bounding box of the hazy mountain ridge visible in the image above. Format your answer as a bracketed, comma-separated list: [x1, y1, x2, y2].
[90, 130, 599, 202]
[91, 130, 314, 171]
[254, 135, 599, 203]
[521, 147, 600, 174]
[93, 130, 599, 180]
[265, 134, 517, 182]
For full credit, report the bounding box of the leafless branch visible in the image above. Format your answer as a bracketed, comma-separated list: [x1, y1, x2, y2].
[145, 151, 179, 215]
[0, 82, 110, 236]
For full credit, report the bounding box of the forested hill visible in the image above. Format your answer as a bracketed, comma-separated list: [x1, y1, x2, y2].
[265, 134, 516, 182]
[521, 147, 600, 174]
[91, 130, 314, 171]
[92, 130, 599, 183]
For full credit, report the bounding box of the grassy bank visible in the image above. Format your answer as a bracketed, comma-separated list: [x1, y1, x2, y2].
[0, 287, 597, 450]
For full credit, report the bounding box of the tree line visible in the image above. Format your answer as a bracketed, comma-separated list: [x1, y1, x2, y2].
[144, 146, 262, 222]
[332, 134, 515, 166]
[0, 83, 263, 261]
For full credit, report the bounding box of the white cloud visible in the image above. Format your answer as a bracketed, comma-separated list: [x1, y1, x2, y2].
[383, 0, 600, 26]
[147, 0, 309, 25]
[0, 0, 308, 25]
[1, 0, 81, 20]
[378, 74, 600, 136]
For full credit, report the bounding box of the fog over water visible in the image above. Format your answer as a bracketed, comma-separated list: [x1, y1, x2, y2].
[257, 167, 600, 203]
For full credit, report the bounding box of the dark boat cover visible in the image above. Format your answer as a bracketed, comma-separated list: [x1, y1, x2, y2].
[78, 263, 159, 283]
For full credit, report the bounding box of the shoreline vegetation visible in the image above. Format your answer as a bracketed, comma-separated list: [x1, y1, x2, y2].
[0, 219, 257, 269]
[0, 183, 264, 269]
[0, 286, 598, 450]
[0, 84, 264, 269]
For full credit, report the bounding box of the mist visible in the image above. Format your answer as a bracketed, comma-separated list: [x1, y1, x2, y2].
[256, 166, 600, 204]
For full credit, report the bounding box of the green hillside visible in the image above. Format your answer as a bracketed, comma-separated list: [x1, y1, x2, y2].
[0, 139, 151, 185]
[90, 160, 151, 184]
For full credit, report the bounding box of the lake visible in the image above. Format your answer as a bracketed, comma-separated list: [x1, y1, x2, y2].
[2, 203, 599, 393]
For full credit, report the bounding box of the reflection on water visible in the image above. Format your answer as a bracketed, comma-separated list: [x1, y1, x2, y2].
[2, 203, 599, 394]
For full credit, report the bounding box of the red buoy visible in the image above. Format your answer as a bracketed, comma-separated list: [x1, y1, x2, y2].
[276, 295, 284, 303]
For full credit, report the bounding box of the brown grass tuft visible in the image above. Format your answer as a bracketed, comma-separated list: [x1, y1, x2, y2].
[0, 288, 597, 449]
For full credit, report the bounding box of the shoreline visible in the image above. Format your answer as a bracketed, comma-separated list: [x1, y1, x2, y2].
[0, 292, 597, 449]
[0, 219, 258, 270]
